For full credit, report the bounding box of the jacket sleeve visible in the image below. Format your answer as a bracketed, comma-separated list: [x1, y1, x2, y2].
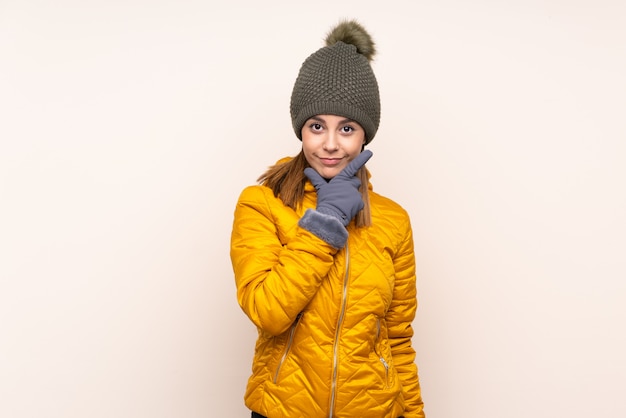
[386, 216, 425, 418]
[230, 185, 339, 336]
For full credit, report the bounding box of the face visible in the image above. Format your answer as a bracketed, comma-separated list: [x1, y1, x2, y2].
[301, 114, 366, 180]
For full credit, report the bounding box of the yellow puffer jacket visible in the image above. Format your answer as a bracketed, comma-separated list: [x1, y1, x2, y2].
[230, 173, 425, 418]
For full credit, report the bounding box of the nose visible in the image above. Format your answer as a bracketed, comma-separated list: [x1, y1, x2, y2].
[322, 132, 339, 151]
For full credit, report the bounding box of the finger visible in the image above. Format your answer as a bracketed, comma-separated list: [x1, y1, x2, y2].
[304, 167, 326, 189]
[341, 150, 373, 178]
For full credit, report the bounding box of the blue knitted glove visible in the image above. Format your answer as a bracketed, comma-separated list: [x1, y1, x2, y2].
[304, 150, 373, 226]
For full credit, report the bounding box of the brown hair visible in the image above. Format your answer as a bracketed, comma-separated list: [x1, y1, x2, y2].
[258, 150, 371, 228]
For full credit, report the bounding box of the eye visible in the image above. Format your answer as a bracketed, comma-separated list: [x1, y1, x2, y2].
[340, 125, 355, 134]
[309, 123, 323, 132]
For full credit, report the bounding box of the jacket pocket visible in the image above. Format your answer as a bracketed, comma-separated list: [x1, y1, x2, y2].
[272, 312, 303, 384]
[374, 317, 392, 389]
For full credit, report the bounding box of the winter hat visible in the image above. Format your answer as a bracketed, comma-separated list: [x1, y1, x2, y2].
[290, 20, 381, 144]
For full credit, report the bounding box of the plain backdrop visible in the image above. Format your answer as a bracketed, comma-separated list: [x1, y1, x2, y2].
[1, 1, 625, 417]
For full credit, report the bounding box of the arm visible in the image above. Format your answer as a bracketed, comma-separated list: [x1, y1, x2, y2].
[386, 217, 425, 418]
[230, 185, 339, 336]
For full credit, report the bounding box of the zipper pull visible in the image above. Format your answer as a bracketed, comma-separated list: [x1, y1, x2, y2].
[380, 357, 389, 370]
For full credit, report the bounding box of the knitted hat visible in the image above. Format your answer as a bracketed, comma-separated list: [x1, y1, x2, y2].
[290, 20, 381, 144]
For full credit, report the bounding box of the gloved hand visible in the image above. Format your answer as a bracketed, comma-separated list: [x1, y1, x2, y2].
[304, 150, 373, 226]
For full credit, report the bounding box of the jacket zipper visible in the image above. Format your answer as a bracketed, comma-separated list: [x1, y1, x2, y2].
[380, 357, 390, 388]
[329, 243, 349, 418]
[273, 311, 303, 384]
[375, 318, 390, 388]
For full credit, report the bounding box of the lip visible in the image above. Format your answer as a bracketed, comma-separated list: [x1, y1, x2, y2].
[319, 157, 343, 166]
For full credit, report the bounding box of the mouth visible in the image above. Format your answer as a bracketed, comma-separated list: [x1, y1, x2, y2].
[319, 157, 343, 166]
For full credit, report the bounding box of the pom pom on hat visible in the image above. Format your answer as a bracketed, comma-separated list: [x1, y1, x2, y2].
[290, 19, 381, 144]
[324, 20, 376, 61]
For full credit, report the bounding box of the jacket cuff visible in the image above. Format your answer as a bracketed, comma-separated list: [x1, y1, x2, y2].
[298, 209, 348, 249]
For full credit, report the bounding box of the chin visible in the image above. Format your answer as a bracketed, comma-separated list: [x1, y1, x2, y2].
[320, 169, 340, 180]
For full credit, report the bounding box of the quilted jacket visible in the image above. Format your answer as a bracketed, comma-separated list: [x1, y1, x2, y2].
[230, 171, 425, 418]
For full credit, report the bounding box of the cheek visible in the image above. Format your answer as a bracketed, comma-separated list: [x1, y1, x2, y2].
[300, 138, 313, 155]
[301, 145, 315, 166]
[348, 140, 365, 156]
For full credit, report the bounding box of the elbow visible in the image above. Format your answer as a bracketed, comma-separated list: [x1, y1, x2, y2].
[259, 319, 292, 337]
[241, 300, 293, 336]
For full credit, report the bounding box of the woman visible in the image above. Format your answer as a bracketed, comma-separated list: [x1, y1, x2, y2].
[230, 19, 425, 418]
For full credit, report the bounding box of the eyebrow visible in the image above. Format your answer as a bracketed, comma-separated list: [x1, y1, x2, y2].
[309, 116, 357, 124]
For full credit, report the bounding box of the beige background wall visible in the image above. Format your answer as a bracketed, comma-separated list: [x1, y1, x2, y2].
[1, 1, 625, 417]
